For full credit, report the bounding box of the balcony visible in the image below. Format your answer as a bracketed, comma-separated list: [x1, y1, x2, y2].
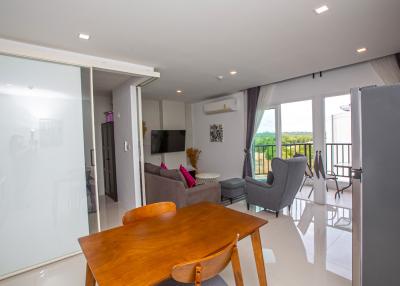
[253, 142, 352, 179]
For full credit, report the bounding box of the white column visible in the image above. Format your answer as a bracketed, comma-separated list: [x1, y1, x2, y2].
[312, 97, 326, 204]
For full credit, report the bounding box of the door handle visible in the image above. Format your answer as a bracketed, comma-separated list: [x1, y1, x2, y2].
[352, 168, 362, 180]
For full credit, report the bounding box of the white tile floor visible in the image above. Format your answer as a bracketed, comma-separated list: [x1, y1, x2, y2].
[0, 189, 352, 286]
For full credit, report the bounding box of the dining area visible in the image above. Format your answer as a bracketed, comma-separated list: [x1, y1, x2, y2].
[79, 202, 269, 286]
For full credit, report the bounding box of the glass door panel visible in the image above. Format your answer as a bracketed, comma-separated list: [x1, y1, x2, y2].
[324, 94, 352, 180]
[281, 100, 313, 165]
[253, 109, 276, 179]
[0, 54, 94, 277]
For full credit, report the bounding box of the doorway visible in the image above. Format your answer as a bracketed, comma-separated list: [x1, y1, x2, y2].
[92, 69, 142, 230]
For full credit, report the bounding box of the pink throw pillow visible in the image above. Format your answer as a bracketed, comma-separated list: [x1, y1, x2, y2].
[179, 165, 196, 188]
[160, 162, 168, 170]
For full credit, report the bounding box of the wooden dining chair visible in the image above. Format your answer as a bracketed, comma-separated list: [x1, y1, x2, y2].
[170, 234, 243, 286]
[122, 201, 176, 225]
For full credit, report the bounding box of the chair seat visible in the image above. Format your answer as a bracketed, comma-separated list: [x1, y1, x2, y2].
[158, 275, 228, 286]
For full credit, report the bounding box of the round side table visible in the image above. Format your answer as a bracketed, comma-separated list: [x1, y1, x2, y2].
[195, 173, 221, 184]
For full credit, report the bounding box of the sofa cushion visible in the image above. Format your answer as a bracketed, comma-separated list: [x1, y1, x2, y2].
[160, 169, 188, 188]
[180, 165, 196, 188]
[144, 163, 161, 175]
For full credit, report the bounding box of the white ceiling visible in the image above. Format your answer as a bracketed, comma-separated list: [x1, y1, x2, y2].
[0, 0, 399, 102]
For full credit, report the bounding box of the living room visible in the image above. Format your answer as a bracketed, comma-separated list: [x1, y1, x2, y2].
[1, 1, 400, 286]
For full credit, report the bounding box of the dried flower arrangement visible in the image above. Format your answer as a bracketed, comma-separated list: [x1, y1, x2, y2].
[186, 147, 201, 170]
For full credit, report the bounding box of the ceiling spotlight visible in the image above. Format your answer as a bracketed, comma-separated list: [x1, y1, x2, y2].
[78, 33, 90, 40]
[230, 70, 238, 75]
[357, 47, 367, 53]
[314, 5, 329, 14]
[176, 90, 183, 94]
[216, 75, 224, 80]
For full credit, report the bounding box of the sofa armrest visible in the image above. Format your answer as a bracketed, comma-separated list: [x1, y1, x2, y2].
[145, 173, 187, 208]
[186, 182, 221, 205]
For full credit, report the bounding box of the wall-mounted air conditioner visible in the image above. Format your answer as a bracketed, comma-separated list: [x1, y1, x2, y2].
[203, 98, 238, 114]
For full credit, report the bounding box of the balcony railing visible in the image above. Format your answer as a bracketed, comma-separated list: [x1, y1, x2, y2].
[253, 142, 352, 178]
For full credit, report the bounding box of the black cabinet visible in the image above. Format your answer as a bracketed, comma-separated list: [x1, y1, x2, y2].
[101, 122, 118, 201]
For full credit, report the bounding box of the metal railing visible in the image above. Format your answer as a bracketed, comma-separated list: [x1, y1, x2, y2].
[325, 143, 352, 178]
[253, 142, 352, 178]
[253, 143, 313, 175]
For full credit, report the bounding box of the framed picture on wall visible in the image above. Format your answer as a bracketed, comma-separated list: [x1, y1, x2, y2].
[210, 124, 223, 142]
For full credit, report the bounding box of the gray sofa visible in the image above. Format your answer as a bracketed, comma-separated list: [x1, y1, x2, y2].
[145, 165, 221, 208]
[246, 157, 307, 217]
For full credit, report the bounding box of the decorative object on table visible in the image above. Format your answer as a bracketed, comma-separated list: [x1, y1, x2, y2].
[220, 178, 246, 204]
[196, 173, 221, 184]
[142, 121, 147, 137]
[210, 124, 223, 142]
[186, 147, 201, 170]
[104, 111, 113, 123]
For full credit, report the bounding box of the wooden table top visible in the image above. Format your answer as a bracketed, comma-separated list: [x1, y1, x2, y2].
[79, 202, 268, 286]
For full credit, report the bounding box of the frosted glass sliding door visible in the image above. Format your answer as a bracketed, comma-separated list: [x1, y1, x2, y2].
[0, 55, 91, 277]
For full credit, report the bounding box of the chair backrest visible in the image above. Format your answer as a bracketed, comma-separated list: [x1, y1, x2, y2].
[271, 157, 307, 208]
[171, 235, 242, 286]
[122, 201, 177, 225]
[294, 153, 313, 177]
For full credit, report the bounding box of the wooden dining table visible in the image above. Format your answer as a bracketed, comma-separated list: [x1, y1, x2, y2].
[79, 202, 268, 286]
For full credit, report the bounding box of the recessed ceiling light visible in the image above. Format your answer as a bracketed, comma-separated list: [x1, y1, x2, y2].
[78, 33, 90, 40]
[357, 47, 367, 53]
[230, 70, 238, 75]
[314, 5, 329, 14]
[176, 90, 183, 94]
[216, 75, 224, 80]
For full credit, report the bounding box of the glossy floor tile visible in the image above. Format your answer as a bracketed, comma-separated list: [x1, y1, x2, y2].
[0, 189, 352, 286]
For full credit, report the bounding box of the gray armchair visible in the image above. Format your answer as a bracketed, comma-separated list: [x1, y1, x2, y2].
[246, 156, 307, 217]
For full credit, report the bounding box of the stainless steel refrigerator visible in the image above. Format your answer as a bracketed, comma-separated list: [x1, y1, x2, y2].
[351, 84, 400, 286]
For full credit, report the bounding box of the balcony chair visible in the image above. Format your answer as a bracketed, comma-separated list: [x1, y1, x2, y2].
[122, 201, 177, 225]
[158, 235, 243, 286]
[246, 156, 307, 217]
[306, 151, 341, 199]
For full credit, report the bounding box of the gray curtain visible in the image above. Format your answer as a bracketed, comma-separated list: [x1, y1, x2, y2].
[242, 86, 260, 178]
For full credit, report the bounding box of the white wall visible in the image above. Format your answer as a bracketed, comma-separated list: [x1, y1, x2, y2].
[112, 81, 141, 211]
[161, 100, 187, 168]
[94, 92, 113, 196]
[269, 62, 384, 105]
[192, 92, 246, 180]
[142, 99, 162, 165]
[142, 99, 191, 168]
[191, 61, 385, 181]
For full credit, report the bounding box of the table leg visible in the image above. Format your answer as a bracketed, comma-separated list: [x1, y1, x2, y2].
[251, 229, 268, 286]
[86, 263, 96, 286]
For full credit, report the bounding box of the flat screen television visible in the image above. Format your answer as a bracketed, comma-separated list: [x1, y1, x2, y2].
[151, 130, 186, 154]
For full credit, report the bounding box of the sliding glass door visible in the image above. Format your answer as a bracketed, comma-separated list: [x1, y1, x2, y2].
[253, 108, 277, 179]
[0, 54, 97, 278]
[281, 100, 313, 165]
